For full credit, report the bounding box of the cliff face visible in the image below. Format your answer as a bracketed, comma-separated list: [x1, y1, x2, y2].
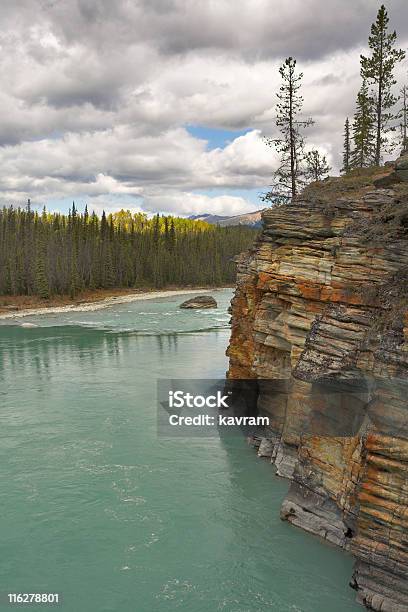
[227, 160, 408, 611]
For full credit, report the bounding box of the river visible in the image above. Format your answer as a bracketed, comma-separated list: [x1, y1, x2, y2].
[0, 288, 360, 611]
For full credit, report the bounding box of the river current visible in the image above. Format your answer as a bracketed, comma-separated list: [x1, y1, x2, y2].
[0, 289, 360, 611]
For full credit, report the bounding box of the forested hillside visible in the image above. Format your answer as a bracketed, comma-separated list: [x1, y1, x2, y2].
[0, 204, 257, 298]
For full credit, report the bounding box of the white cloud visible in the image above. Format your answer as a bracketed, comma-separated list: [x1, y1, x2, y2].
[142, 192, 259, 217]
[0, 128, 273, 213]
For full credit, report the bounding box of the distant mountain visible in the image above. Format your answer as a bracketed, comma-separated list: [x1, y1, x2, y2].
[189, 210, 264, 228]
[189, 213, 230, 224]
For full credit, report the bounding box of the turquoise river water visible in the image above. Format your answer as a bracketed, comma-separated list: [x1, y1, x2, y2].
[0, 289, 360, 611]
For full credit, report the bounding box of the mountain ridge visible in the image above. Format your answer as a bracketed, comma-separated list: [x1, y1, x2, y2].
[188, 209, 264, 227]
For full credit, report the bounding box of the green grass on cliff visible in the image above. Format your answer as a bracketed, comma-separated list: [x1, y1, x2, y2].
[302, 166, 389, 202]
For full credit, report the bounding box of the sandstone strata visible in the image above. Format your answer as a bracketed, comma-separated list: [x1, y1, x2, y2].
[227, 163, 408, 610]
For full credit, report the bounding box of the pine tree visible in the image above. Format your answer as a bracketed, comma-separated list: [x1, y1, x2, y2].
[153, 214, 160, 248]
[163, 216, 169, 247]
[35, 232, 50, 299]
[360, 4, 405, 165]
[35, 256, 50, 299]
[304, 149, 331, 182]
[350, 80, 376, 168]
[397, 84, 408, 153]
[341, 118, 351, 174]
[104, 246, 115, 288]
[69, 248, 80, 299]
[264, 57, 313, 204]
[169, 219, 176, 251]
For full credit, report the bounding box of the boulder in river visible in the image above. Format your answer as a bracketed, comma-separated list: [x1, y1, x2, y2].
[179, 295, 217, 309]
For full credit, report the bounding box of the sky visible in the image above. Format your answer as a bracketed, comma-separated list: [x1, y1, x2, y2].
[0, 0, 407, 218]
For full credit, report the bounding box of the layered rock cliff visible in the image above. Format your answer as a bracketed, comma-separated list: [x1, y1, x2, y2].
[227, 160, 408, 611]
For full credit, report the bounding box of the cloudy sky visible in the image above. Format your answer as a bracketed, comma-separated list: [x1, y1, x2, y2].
[1, 0, 407, 217]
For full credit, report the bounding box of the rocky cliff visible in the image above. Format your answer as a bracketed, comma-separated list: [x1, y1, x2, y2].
[227, 158, 408, 611]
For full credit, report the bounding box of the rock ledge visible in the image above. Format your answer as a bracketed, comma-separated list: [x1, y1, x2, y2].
[227, 165, 408, 611]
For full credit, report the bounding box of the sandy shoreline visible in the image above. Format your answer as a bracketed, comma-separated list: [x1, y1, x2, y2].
[0, 288, 231, 320]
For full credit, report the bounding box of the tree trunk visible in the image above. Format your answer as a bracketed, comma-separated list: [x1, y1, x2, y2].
[375, 32, 384, 166]
[289, 73, 296, 200]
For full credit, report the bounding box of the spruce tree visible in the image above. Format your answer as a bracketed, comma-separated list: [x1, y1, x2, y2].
[350, 80, 376, 168]
[163, 217, 170, 247]
[69, 248, 80, 299]
[264, 57, 313, 204]
[104, 246, 115, 288]
[398, 84, 408, 153]
[360, 4, 405, 165]
[341, 118, 351, 174]
[169, 219, 176, 251]
[35, 233, 50, 299]
[35, 257, 50, 299]
[304, 149, 331, 182]
[153, 214, 160, 248]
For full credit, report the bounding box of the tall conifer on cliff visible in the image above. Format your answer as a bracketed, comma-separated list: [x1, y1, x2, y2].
[350, 80, 376, 168]
[360, 4, 405, 165]
[304, 149, 331, 182]
[397, 84, 408, 153]
[341, 118, 351, 174]
[264, 57, 313, 204]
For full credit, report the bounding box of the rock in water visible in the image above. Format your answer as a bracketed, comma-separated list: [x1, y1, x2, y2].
[257, 438, 274, 458]
[179, 295, 217, 309]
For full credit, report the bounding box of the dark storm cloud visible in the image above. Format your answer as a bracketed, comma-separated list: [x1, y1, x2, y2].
[32, 0, 408, 60]
[0, 0, 406, 214]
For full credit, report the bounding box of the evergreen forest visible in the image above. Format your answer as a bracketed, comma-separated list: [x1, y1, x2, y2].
[0, 204, 257, 298]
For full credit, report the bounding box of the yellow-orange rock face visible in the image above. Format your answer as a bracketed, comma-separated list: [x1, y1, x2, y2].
[227, 170, 408, 611]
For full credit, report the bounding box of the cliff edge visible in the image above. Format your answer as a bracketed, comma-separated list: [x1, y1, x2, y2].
[227, 157, 408, 611]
